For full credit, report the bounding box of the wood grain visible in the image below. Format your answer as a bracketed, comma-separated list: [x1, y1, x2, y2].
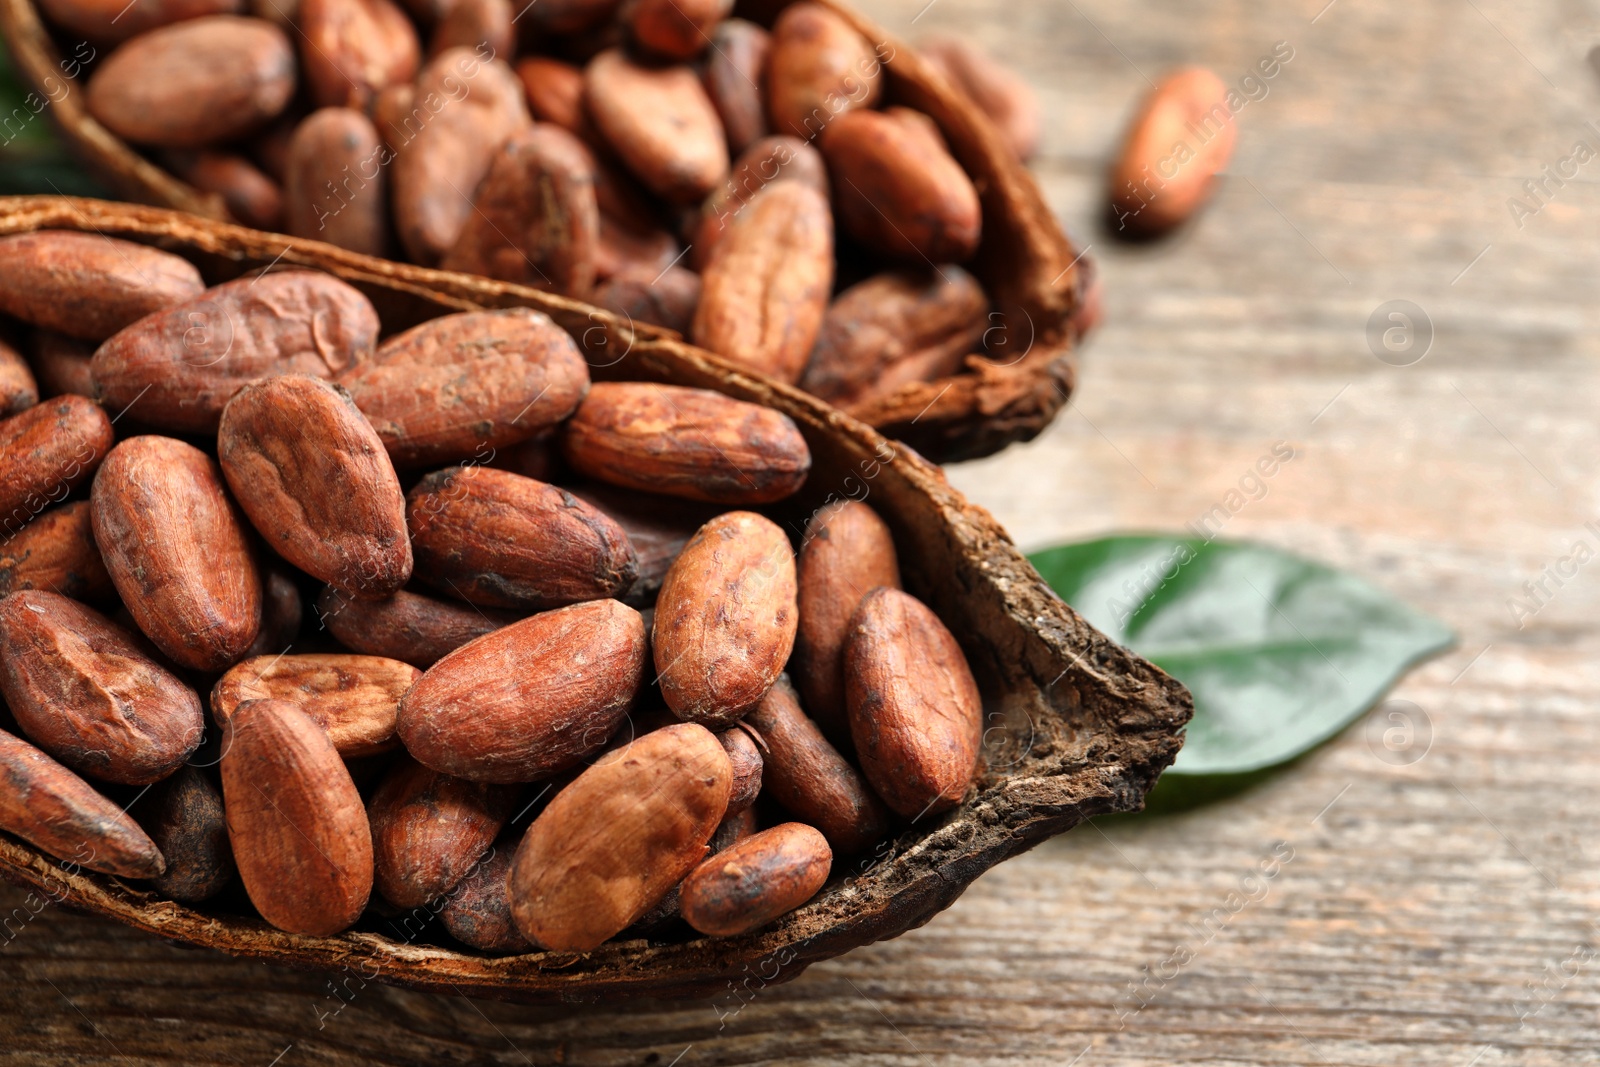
[3, 0, 1598, 1062]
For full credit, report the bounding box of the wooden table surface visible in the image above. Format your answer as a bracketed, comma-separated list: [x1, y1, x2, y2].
[5, 0, 1599, 1063]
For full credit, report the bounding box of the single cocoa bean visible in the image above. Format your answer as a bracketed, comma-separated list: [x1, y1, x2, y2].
[0, 501, 115, 604]
[212, 652, 421, 757]
[765, 2, 881, 138]
[508, 722, 730, 950]
[1108, 67, 1237, 237]
[27, 331, 96, 398]
[131, 764, 235, 902]
[368, 756, 519, 907]
[0, 231, 203, 342]
[919, 34, 1040, 162]
[701, 18, 770, 155]
[314, 585, 512, 668]
[438, 842, 532, 951]
[167, 151, 285, 230]
[36, 0, 242, 45]
[220, 698, 373, 935]
[0, 396, 113, 541]
[560, 381, 810, 504]
[566, 482, 716, 605]
[298, 0, 420, 109]
[0, 336, 38, 417]
[0, 591, 204, 785]
[284, 107, 391, 257]
[398, 598, 647, 782]
[679, 821, 830, 936]
[218, 374, 412, 599]
[515, 57, 595, 141]
[241, 567, 303, 660]
[718, 725, 762, 814]
[690, 134, 827, 269]
[844, 587, 981, 819]
[585, 48, 728, 205]
[627, 0, 731, 61]
[590, 264, 702, 335]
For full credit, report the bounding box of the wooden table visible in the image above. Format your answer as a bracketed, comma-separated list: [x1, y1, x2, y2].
[5, 0, 1598, 1062]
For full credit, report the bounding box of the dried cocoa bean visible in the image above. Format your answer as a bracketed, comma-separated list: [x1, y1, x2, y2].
[0, 232, 203, 342]
[0, 396, 113, 543]
[131, 764, 235, 902]
[679, 821, 829, 936]
[0, 501, 115, 604]
[0, 336, 38, 416]
[627, 0, 731, 61]
[690, 134, 827, 269]
[297, 0, 420, 110]
[566, 482, 715, 605]
[765, 2, 881, 138]
[438, 843, 531, 951]
[284, 107, 391, 258]
[27, 331, 96, 398]
[701, 18, 769, 155]
[590, 265, 702, 335]
[368, 756, 519, 907]
[1109, 67, 1236, 237]
[585, 48, 728, 205]
[314, 585, 512, 668]
[211, 652, 420, 757]
[718, 725, 762, 815]
[428, 0, 512, 60]
[920, 34, 1040, 162]
[167, 151, 285, 231]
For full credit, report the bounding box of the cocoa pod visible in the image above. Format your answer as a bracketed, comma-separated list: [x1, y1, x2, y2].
[86, 17, 296, 148]
[1109, 67, 1237, 237]
[368, 756, 519, 907]
[821, 107, 982, 263]
[765, 2, 881, 139]
[679, 822, 830, 936]
[792, 500, 900, 746]
[560, 381, 810, 505]
[800, 268, 987, 407]
[391, 48, 530, 264]
[0, 727, 165, 878]
[627, 0, 731, 61]
[36, 0, 242, 45]
[166, 151, 285, 231]
[439, 126, 601, 296]
[218, 374, 412, 599]
[0, 501, 115, 604]
[691, 180, 832, 383]
[131, 764, 235, 902]
[91, 436, 263, 672]
[0, 232, 204, 342]
[314, 585, 512, 668]
[701, 18, 769, 155]
[844, 587, 981, 819]
[407, 466, 635, 610]
[241, 567, 303, 660]
[438, 843, 532, 951]
[0, 396, 113, 542]
[220, 698, 373, 935]
[718, 725, 762, 815]
[515, 57, 595, 141]
[298, 0, 420, 110]
[338, 307, 590, 469]
[284, 107, 390, 258]
[566, 482, 715, 605]
[398, 598, 647, 782]
[653, 510, 796, 728]
[28, 331, 96, 398]
[429, 0, 512, 60]
[590, 265, 701, 335]
[745, 676, 888, 855]
[211, 652, 420, 757]
[690, 134, 827, 269]
[90, 269, 379, 434]
[0, 336, 38, 416]
[0, 591, 204, 785]
[509, 722, 730, 950]
[585, 48, 728, 205]
[919, 34, 1040, 162]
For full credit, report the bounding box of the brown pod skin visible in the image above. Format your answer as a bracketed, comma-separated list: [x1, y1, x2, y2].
[91, 437, 263, 672]
[407, 467, 635, 611]
[801, 267, 987, 407]
[1109, 67, 1237, 237]
[585, 49, 729, 205]
[567, 483, 715, 605]
[653, 511, 797, 729]
[591, 265, 701, 335]
[821, 107, 982, 263]
[284, 108, 390, 257]
[0, 727, 165, 878]
[0, 591, 204, 786]
[439, 126, 601, 297]
[36, 0, 242, 45]
[515, 57, 595, 141]
[315, 586, 511, 668]
[844, 588, 981, 819]
[211, 653, 421, 757]
[218, 375, 412, 599]
[561, 381, 810, 505]
[241, 568, 303, 659]
[398, 599, 648, 783]
[745, 676, 888, 855]
[0, 232, 204, 342]
[765, 1, 881, 139]
[792, 500, 901, 745]
[0, 501, 115, 604]
[509, 722, 730, 951]
[90, 270, 380, 435]
[132, 764, 235, 903]
[0, 396, 113, 541]
[680, 822, 830, 937]
[628, 0, 731, 61]
[919, 35, 1040, 162]
[0, 336, 38, 416]
[429, 0, 512, 60]
[702, 19, 770, 155]
[368, 757, 519, 908]
[718, 726, 762, 815]
[298, 0, 420, 110]
[168, 151, 284, 231]
[690, 134, 827, 270]
[220, 699, 374, 935]
[86, 17, 296, 148]
[28, 331, 96, 398]
[692, 181, 832, 384]
[438, 843, 532, 952]
[339, 308, 589, 469]
[392, 48, 530, 264]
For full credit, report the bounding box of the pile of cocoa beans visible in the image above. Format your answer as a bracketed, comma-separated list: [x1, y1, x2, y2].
[44, 0, 1045, 407]
[0, 229, 984, 951]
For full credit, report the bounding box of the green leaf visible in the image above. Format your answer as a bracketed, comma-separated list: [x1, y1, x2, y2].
[0, 42, 113, 197]
[1029, 535, 1455, 776]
